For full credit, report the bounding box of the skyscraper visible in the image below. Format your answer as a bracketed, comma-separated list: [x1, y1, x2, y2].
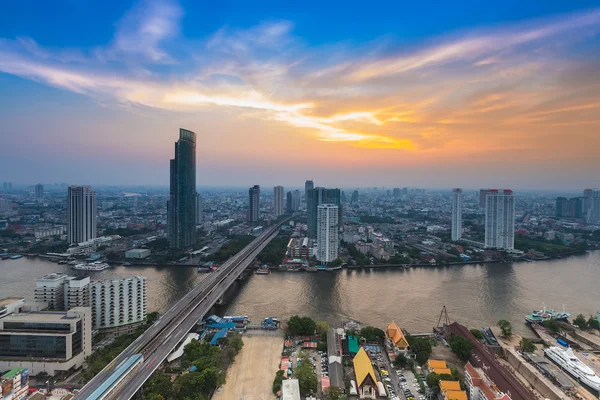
[286, 191, 293, 214]
[167, 128, 197, 249]
[484, 189, 515, 250]
[451, 188, 462, 241]
[590, 189, 600, 224]
[479, 189, 488, 208]
[292, 190, 301, 211]
[583, 189, 594, 215]
[317, 204, 339, 263]
[35, 183, 44, 199]
[196, 193, 203, 224]
[304, 180, 314, 202]
[248, 185, 260, 223]
[307, 187, 342, 239]
[273, 186, 284, 216]
[556, 197, 583, 218]
[67, 185, 97, 244]
[351, 190, 359, 203]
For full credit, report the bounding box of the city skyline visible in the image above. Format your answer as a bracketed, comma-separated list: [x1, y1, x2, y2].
[0, 1, 599, 189]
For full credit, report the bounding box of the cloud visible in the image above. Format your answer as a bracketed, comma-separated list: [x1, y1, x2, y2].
[0, 2, 599, 155]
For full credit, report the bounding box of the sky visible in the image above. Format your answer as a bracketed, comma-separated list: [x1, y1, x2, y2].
[1, 0, 599, 190]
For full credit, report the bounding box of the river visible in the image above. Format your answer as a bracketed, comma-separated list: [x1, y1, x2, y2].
[1, 251, 598, 335]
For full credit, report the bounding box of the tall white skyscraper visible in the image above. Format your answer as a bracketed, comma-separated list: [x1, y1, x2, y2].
[485, 189, 516, 250]
[451, 188, 463, 241]
[317, 204, 339, 263]
[273, 186, 284, 216]
[67, 185, 97, 244]
[195, 193, 203, 224]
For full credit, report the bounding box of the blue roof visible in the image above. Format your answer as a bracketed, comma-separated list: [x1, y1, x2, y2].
[206, 322, 236, 329]
[210, 328, 229, 345]
[88, 354, 143, 400]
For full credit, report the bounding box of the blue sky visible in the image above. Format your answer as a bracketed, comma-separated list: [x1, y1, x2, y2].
[0, 0, 599, 189]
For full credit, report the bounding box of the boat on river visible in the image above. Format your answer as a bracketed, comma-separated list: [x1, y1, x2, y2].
[73, 261, 110, 271]
[525, 303, 570, 324]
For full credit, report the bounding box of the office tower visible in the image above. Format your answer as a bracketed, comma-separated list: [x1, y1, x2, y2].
[292, 190, 301, 211]
[35, 183, 44, 199]
[451, 188, 463, 241]
[89, 276, 147, 331]
[583, 189, 594, 214]
[479, 189, 488, 208]
[317, 204, 339, 263]
[556, 197, 583, 218]
[351, 190, 359, 203]
[591, 190, 600, 224]
[307, 187, 342, 239]
[341, 191, 347, 203]
[393, 188, 400, 198]
[248, 185, 260, 223]
[167, 128, 197, 249]
[484, 189, 516, 250]
[273, 185, 284, 216]
[305, 180, 314, 201]
[286, 191, 293, 214]
[67, 185, 97, 244]
[0, 308, 91, 375]
[196, 193, 203, 224]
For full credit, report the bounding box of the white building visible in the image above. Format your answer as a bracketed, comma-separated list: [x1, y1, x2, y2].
[90, 276, 147, 332]
[485, 189, 515, 250]
[282, 379, 301, 400]
[0, 307, 92, 376]
[34, 273, 69, 310]
[67, 185, 97, 244]
[273, 186, 284, 216]
[0, 298, 25, 319]
[64, 276, 90, 311]
[317, 204, 339, 263]
[34, 226, 65, 239]
[451, 188, 463, 241]
[125, 248, 151, 259]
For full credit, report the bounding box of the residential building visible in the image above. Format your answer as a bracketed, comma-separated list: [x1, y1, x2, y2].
[556, 197, 583, 218]
[591, 190, 600, 224]
[392, 188, 400, 198]
[465, 362, 512, 400]
[286, 191, 293, 214]
[196, 193, 203, 224]
[273, 186, 284, 216]
[0, 368, 29, 400]
[353, 347, 377, 399]
[34, 273, 69, 310]
[306, 181, 316, 234]
[125, 249, 151, 259]
[63, 276, 90, 311]
[248, 185, 260, 223]
[0, 307, 92, 375]
[89, 276, 147, 332]
[34, 226, 65, 239]
[308, 187, 342, 239]
[292, 190, 301, 211]
[167, 128, 197, 249]
[351, 190, 359, 203]
[452, 188, 463, 241]
[317, 204, 339, 263]
[282, 379, 301, 400]
[67, 185, 97, 244]
[485, 190, 515, 250]
[0, 197, 11, 214]
[479, 189, 489, 208]
[34, 183, 43, 200]
[583, 189, 593, 214]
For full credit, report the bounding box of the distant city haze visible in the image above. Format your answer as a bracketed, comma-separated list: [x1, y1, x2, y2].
[0, 1, 599, 189]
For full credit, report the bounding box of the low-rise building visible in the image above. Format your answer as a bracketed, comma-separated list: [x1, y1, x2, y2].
[353, 347, 378, 399]
[125, 248, 151, 259]
[427, 359, 452, 375]
[0, 307, 92, 375]
[386, 322, 409, 355]
[0, 298, 24, 319]
[465, 362, 511, 400]
[440, 380, 467, 400]
[0, 368, 29, 400]
[282, 378, 301, 400]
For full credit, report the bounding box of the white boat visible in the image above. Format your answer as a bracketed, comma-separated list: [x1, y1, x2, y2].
[73, 261, 110, 271]
[544, 346, 600, 392]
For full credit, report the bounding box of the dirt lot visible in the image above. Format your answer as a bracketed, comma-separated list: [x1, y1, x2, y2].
[213, 331, 284, 400]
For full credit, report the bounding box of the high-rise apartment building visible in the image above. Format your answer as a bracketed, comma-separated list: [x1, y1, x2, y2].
[167, 128, 197, 249]
[67, 185, 97, 244]
[0, 197, 11, 214]
[479, 189, 488, 208]
[392, 188, 400, 198]
[196, 193, 203, 224]
[451, 188, 463, 241]
[292, 190, 301, 211]
[90, 276, 147, 331]
[590, 189, 600, 224]
[317, 204, 339, 263]
[248, 185, 260, 223]
[556, 197, 583, 218]
[286, 191, 293, 214]
[34, 273, 69, 310]
[35, 183, 44, 199]
[273, 186, 284, 216]
[307, 187, 342, 239]
[351, 190, 359, 203]
[485, 190, 515, 250]
[583, 189, 594, 215]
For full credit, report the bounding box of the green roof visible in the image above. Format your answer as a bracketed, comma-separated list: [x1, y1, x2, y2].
[348, 335, 359, 354]
[2, 368, 24, 379]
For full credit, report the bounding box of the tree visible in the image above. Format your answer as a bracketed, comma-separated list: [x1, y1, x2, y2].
[520, 338, 536, 353]
[144, 372, 173, 399]
[272, 370, 285, 394]
[573, 314, 588, 330]
[393, 354, 408, 369]
[470, 329, 483, 340]
[497, 320, 512, 338]
[542, 320, 561, 334]
[426, 372, 441, 389]
[295, 354, 317, 396]
[587, 316, 600, 330]
[449, 335, 473, 361]
[416, 351, 429, 366]
[316, 321, 330, 336]
[324, 386, 342, 400]
[407, 336, 433, 360]
[287, 315, 316, 336]
[360, 326, 386, 344]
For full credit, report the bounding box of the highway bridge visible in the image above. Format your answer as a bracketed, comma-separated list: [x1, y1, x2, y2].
[75, 218, 291, 399]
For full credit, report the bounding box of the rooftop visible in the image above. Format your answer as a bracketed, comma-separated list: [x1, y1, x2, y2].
[0, 297, 23, 307]
[2, 368, 25, 379]
[37, 272, 68, 281]
[353, 347, 377, 387]
[0, 310, 83, 324]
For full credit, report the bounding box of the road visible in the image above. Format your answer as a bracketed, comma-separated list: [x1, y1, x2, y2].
[75, 218, 291, 399]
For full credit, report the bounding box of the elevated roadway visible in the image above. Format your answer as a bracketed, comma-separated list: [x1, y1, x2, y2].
[75, 218, 291, 399]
